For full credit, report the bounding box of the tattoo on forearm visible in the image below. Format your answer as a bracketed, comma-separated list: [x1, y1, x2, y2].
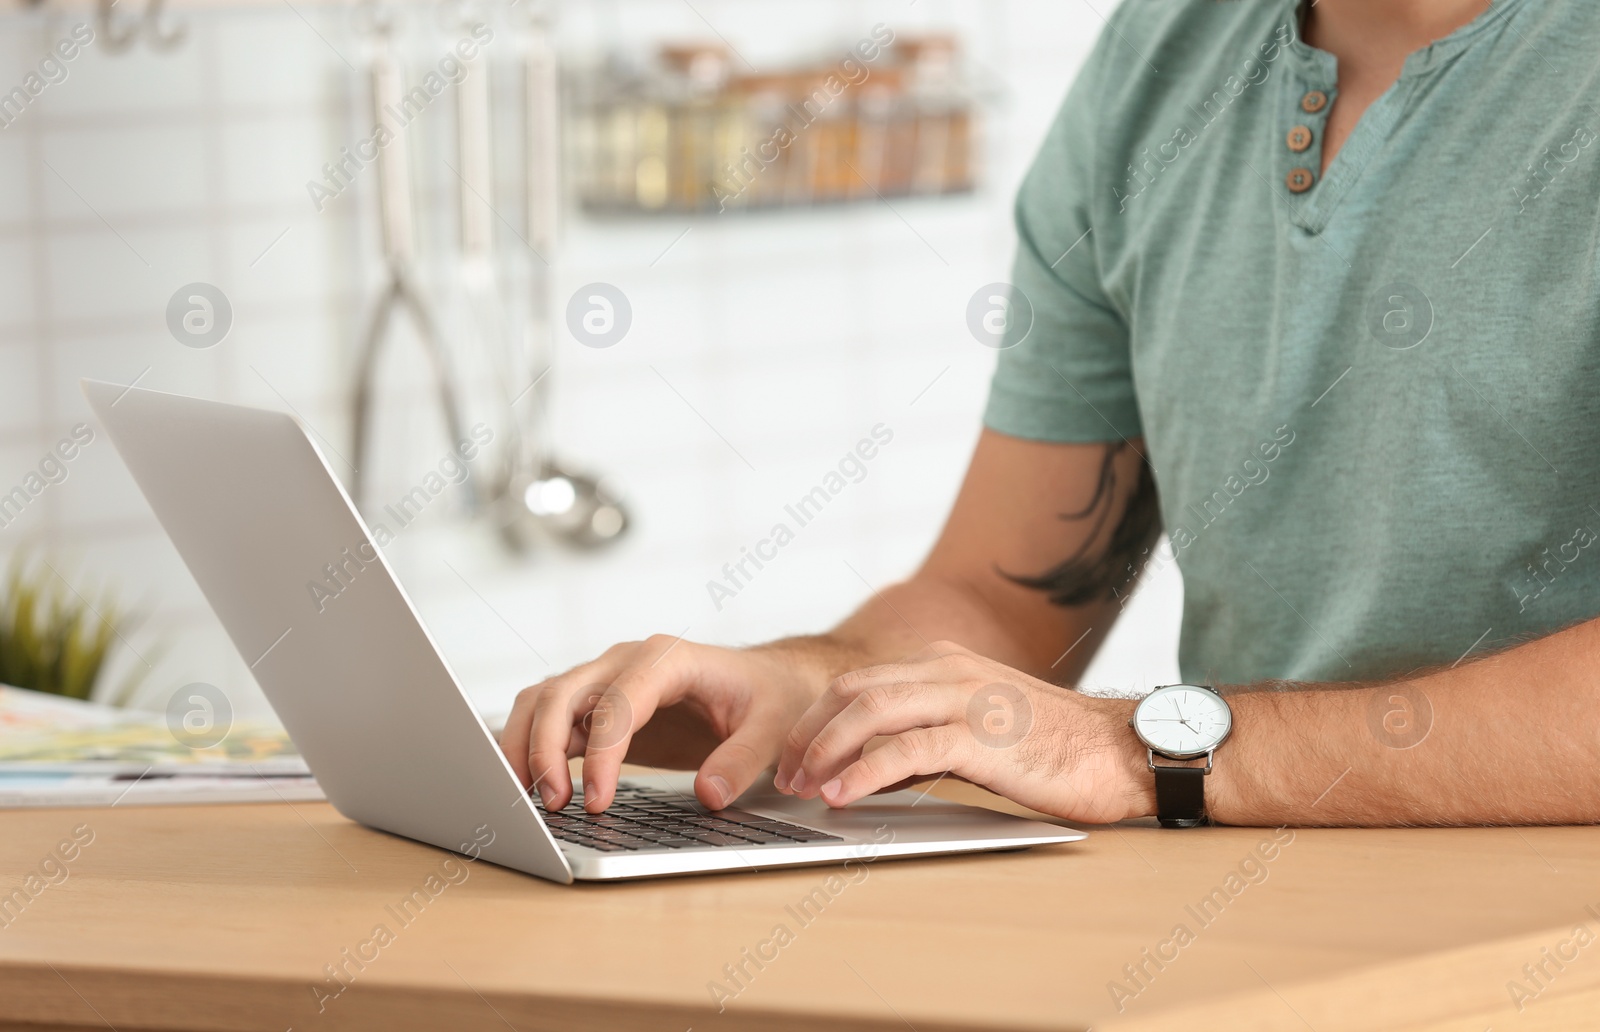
[1000, 442, 1162, 607]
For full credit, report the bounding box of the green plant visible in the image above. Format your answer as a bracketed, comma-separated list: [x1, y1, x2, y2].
[0, 557, 141, 703]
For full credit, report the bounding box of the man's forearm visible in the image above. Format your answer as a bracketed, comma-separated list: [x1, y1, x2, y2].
[1203, 618, 1600, 826]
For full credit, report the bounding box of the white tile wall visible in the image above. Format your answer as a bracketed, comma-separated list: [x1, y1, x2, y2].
[0, 0, 1179, 722]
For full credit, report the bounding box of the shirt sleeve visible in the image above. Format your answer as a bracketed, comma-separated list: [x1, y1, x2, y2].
[981, 23, 1142, 444]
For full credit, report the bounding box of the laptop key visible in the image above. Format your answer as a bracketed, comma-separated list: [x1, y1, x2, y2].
[682, 831, 751, 846]
[708, 807, 782, 825]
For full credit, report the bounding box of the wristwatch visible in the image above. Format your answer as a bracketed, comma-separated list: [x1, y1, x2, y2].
[1130, 684, 1233, 828]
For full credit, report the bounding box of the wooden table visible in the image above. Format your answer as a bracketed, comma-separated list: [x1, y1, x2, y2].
[2, 771, 1598, 1032]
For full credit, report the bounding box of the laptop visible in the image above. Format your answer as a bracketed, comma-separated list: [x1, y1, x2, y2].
[84, 380, 1086, 882]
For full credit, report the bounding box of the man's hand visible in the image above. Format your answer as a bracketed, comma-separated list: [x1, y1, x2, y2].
[774, 641, 1151, 825]
[499, 636, 837, 813]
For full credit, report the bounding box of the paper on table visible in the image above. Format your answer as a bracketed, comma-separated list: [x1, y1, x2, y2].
[0, 772, 324, 808]
[0, 685, 308, 775]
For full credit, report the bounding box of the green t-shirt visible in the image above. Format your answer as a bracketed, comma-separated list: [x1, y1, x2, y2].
[983, 0, 1600, 686]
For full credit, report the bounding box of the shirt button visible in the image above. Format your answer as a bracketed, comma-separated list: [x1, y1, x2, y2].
[1286, 167, 1315, 193]
[1301, 90, 1329, 114]
[1286, 125, 1314, 152]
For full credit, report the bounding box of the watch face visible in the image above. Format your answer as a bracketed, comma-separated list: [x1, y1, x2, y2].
[1133, 685, 1232, 759]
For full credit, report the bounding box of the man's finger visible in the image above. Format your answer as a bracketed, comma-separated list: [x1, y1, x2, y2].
[790, 682, 958, 798]
[819, 725, 964, 808]
[526, 665, 617, 809]
[578, 639, 699, 812]
[775, 658, 951, 789]
[499, 680, 545, 786]
[697, 716, 784, 809]
[578, 685, 651, 813]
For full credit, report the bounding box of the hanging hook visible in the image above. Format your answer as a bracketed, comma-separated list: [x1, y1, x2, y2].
[144, 0, 187, 51]
[96, 0, 141, 54]
[96, 0, 187, 55]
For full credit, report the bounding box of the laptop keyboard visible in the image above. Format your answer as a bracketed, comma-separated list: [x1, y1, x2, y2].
[536, 783, 844, 853]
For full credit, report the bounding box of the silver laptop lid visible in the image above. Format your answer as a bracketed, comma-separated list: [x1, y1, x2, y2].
[83, 380, 571, 883]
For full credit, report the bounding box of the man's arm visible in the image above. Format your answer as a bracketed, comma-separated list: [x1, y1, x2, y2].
[1207, 624, 1600, 825]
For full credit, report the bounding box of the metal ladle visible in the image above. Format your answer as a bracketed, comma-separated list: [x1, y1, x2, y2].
[491, 4, 628, 553]
[503, 460, 629, 550]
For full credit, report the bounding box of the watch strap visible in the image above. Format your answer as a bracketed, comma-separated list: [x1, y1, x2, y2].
[1152, 764, 1208, 828]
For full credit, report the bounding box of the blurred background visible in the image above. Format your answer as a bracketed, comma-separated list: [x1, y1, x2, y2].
[0, 0, 1179, 724]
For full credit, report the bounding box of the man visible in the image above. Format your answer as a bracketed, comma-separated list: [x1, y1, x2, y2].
[502, 0, 1600, 827]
